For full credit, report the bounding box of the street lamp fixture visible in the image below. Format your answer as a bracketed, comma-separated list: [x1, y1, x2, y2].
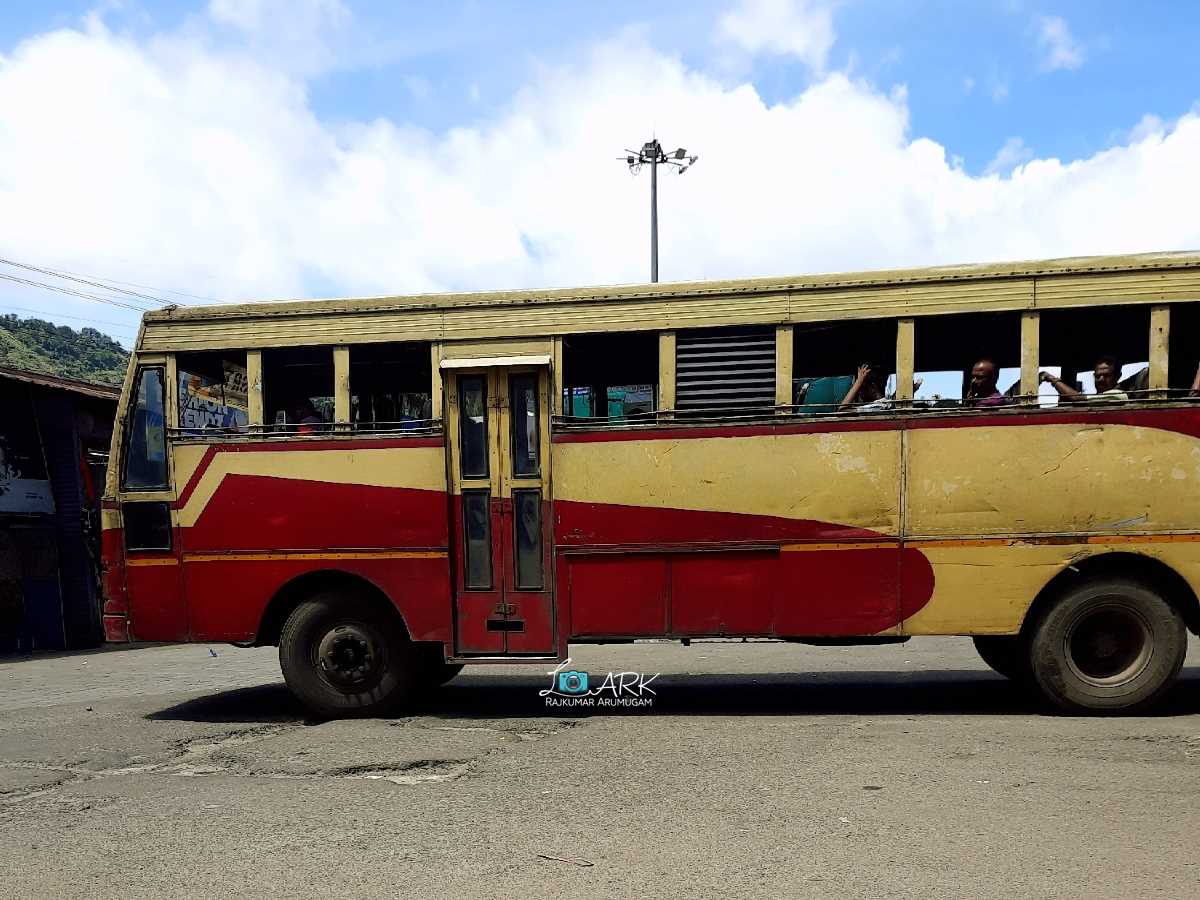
[619, 138, 699, 283]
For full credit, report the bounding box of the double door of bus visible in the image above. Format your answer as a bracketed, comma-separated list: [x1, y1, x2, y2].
[446, 366, 554, 654]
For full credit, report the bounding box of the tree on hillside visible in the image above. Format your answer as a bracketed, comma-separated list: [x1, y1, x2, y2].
[0, 314, 129, 384]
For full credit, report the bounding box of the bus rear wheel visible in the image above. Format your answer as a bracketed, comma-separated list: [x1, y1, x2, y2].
[279, 592, 420, 718]
[972, 635, 1028, 681]
[1028, 578, 1186, 713]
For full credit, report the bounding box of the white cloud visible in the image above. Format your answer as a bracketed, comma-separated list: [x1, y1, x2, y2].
[717, 0, 837, 71]
[985, 136, 1034, 174]
[1127, 113, 1166, 144]
[1036, 15, 1084, 72]
[1, 7, 1199, 343]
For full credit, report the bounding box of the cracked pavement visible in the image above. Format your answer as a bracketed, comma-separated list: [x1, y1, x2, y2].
[3, 639, 1200, 899]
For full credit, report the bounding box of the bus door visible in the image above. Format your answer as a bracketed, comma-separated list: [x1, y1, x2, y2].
[445, 365, 554, 655]
[116, 363, 187, 641]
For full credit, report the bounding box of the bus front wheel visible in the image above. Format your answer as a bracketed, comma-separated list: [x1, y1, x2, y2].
[1028, 578, 1186, 713]
[279, 592, 420, 718]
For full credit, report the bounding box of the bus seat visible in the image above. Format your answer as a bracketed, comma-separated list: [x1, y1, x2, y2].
[795, 376, 854, 413]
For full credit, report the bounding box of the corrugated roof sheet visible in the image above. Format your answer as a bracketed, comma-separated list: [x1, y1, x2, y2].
[0, 365, 121, 401]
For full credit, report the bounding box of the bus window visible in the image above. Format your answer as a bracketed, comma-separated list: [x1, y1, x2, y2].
[510, 374, 539, 476]
[792, 319, 895, 413]
[1168, 302, 1200, 396]
[350, 343, 432, 431]
[560, 332, 657, 418]
[262, 347, 334, 432]
[176, 351, 249, 435]
[122, 367, 168, 490]
[459, 376, 489, 477]
[1040, 305, 1150, 404]
[914, 310, 1022, 407]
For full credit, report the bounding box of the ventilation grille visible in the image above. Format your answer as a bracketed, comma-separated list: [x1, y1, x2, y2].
[675, 327, 776, 410]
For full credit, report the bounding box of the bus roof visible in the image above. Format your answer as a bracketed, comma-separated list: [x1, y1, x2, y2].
[138, 250, 1200, 353]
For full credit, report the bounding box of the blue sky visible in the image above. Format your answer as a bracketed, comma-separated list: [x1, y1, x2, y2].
[6, 1, 1197, 173]
[1, 0, 1199, 347]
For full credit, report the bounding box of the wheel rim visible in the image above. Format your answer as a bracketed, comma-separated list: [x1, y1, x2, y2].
[1063, 602, 1153, 687]
[315, 622, 384, 691]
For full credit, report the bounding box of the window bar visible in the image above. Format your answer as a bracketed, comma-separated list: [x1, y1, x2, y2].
[246, 350, 264, 428]
[775, 324, 793, 414]
[658, 331, 676, 419]
[1150, 305, 1169, 399]
[895, 319, 914, 406]
[1020, 311, 1040, 404]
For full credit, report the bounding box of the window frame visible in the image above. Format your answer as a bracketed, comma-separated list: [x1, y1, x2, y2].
[120, 365, 170, 492]
[174, 349, 251, 436]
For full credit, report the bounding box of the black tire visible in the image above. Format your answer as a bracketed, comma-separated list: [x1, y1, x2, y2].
[972, 635, 1028, 681]
[1027, 577, 1186, 713]
[279, 591, 420, 718]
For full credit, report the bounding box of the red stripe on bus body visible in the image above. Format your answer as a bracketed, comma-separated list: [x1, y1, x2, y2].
[173, 436, 445, 508]
[554, 499, 882, 545]
[184, 475, 450, 552]
[558, 526, 935, 637]
[551, 406, 1200, 443]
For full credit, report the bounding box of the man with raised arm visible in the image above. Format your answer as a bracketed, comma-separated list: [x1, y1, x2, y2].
[839, 363, 892, 411]
[1040, 356, 1129, 403]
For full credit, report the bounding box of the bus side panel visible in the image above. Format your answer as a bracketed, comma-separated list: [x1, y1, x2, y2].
[183, 556, 452, 643]
[903, 411, 1200, 634]
[566, 555, 669, 637]
[552, 426, 927, 637]
[169, 440, 452, 644]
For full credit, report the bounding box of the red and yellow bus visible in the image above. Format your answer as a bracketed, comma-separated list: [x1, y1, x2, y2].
[102, 252, 1200, 715]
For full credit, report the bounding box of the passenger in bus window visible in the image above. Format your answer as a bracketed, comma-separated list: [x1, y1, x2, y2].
[1189, 363, 1200, 397]
[963, 358, 1008, 407]
[292, 399, 328, 434]
[1040, 356, 1129, 403]
[839, 363, 892, 411]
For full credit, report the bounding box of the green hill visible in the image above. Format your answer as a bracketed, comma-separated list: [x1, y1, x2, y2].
[0, 314, 129, 385]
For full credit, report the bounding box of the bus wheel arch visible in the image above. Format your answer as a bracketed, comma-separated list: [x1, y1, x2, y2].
[1021, 551, 1200, 639]
[255, 569, 412, 648]
[1020, 552, 1193, 712]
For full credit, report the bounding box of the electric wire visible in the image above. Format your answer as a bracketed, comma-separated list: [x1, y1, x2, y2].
[0, 256, 185, 308]
[0, 271, 153, 312]
[49, 267, 214, 304]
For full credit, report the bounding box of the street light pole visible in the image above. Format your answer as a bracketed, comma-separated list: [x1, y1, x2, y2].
[621, 139, 697, 283]
[649, 147, 658, 283]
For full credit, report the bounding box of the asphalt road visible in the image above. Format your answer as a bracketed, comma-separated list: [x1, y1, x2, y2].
[3, 638, 1200, 899]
